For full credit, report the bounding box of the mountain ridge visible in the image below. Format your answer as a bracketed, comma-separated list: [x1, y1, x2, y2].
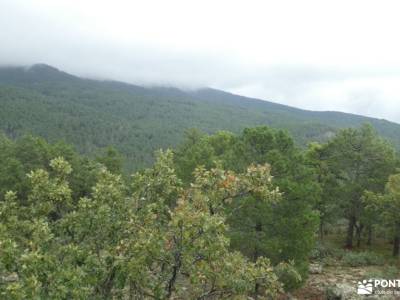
[3, 63, 394, 121]
[1, 64, 399, 169]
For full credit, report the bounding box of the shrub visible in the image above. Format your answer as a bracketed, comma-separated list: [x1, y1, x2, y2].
[342, 251, 385, 267]
[274, 261, 302, 291]
[365, 266, 399, 279]
[310, 243, 331, 260]
[310, 243, 346, 261]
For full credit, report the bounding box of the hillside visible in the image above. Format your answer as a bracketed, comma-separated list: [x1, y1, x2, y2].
[1, 64, 399, 170]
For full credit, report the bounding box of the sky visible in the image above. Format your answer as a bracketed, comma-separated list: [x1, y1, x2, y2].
[1, 0, 400, 123]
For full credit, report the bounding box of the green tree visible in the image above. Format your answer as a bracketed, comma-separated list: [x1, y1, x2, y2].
[364, 173, 400, 256]
[0, 134, 97, 202]
[95, 146, 123, 174]
[306, 142, 337, 241]
[174, 126, 318, 289]
[322, 124, 396, 248]
[0, 152, 283, 299]
[174, 129, 216, 183]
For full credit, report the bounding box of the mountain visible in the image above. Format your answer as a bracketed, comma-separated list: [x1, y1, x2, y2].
[1, 64, 399, 170]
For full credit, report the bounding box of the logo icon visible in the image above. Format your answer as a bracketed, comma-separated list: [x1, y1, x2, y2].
[357, 280, 373, 295]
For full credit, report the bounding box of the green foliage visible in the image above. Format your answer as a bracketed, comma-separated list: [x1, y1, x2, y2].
[1, 64, 400, 171]
[365, 265, 400, 279]
[316, 124, 397, 248]
[95, 146, 123, 175]
[305, 142, 338, 241]
[274, 261, 303, 292]
[312, 240, 386, 268]
[363, 173, 400, 256]
[0, 134, 102, 202]
[1, 68, 399, 295]
[383, 174, 400, 231]
[0, 152, 284, 299]
[310, 243, 341, 261]
[342, 251, 385, 267]
[174, 126, 318, 289]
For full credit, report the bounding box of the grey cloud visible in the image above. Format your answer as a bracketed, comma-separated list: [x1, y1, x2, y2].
[1, 1, 400, 123]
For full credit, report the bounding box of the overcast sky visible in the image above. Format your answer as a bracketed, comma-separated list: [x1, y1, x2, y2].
[1, 0, 400, 123]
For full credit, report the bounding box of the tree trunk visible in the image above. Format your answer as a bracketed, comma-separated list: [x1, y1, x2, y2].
[367, 226, 372, 246]
[319, 218, 324, 241]
[393, 224, 400, 257]
[346, 215, 356, 249]
[356, 223, 364, 248]
[99, 267, 116, 299]
[393, 236, 400, 257]
[254, 282, 259, 300]
[253, 221, 262, 300]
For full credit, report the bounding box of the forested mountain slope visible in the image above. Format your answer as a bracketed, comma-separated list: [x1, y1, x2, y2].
[1, 64, 399, 169]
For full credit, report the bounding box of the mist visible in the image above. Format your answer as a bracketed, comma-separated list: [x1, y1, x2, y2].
[1, 0, 400, 123]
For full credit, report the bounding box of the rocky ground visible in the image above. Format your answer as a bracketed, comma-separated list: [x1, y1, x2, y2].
[289, 263, 400, 300]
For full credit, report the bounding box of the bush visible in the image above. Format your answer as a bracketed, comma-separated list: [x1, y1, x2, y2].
[330, 248, 346, 260]
[310, 243, 346, 261]
[274, 261, 302, 291]
[365, 266, 399, 279]
[342, 251, 385, 267]
[310, 243, 331, 260]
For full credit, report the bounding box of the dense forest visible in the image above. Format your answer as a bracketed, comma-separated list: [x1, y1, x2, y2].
[1, 64, 400, 171]
[1, 123, 399, 298]
[1, 65, 400, 298]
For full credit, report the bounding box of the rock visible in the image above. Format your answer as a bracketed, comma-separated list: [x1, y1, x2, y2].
[325, 286, 342, 300]
[1, 272, 18, 282]
[309, 263, 323, 274]
[325, 283, 361, 300]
